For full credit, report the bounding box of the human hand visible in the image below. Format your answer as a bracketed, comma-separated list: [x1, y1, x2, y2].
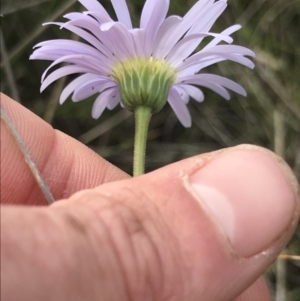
[1, 93, 299, 301]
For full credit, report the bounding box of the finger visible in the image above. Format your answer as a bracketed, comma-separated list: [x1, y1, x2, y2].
[1, 145, 299, 301]
[0, 93, 129, 205]
[233, 277, 270, 301]
[87, 144, 299, 300]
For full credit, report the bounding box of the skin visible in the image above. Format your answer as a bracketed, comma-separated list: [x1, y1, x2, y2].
[1, 93, 299, 301]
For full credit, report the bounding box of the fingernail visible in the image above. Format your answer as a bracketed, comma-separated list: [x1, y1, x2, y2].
[189, 147, 297, 257]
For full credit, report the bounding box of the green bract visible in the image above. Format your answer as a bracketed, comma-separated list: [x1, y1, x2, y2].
[112, 57, 176, 113]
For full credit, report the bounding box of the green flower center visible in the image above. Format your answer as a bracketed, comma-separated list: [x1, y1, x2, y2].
[112, 57, 176, 113]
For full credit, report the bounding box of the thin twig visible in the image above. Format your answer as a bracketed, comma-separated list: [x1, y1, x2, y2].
[0, 104, 55, 204]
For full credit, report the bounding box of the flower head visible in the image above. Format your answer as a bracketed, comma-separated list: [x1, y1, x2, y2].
[30, 0, 255, 127]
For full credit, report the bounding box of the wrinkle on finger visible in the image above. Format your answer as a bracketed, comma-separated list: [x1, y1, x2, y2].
[51, 189, 185, 301]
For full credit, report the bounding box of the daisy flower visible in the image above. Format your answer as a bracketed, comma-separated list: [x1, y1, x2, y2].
[30, 0, 255, 175]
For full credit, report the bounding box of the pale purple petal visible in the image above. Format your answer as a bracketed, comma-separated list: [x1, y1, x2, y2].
[63, 12, 83, 21]
[92, 87, 119, 119]
[179, 55, 254, 74]
[110, 0, 132, 29]
[178, 45, 255, 71]
[173, 86, 190, 104]
[31, 39, 108, 61]
[141, 0, 169, 56]
[41, 54, 111, 83]
[168, 88, 192, 127]
[215, 53, 255, 69]
[198, 83, 231, 99]
[101, 22, 136, 59]
[177, 73, 246, 97]
[202, 45, 256, 56]
[152, 16, 182, 58]
[31, 51, 70, 61]
[176, 76, 231, 99]
[166, 33, 233, 67]
[204, 24, 241, 49]
[179, 84, 204, 102]
[62, 17, 117, 59]
[100, 21, 115, 31]
[178, 52, 221, 70]
[130, 29, 146, 57]
[73, 78, 117, 101]
[60, 73, 100, 104]
[83, 11, 112, 24]
[43, 22, 109, 56]
[41, 65, 92, 92]
[140, 0, 168, 28]
[78, 0, 111, 19]
[107, 93, 121, 110]
[187, 1, 227, 36]
[87, 21, 130, 60]
[177, 57, 224, 77]
[154, 0, 215, 58]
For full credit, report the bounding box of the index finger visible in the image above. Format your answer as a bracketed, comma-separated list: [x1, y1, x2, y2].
[0, 93, 129, 206]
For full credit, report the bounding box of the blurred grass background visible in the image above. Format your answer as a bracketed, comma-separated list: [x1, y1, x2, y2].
[1, 0, 299, 299]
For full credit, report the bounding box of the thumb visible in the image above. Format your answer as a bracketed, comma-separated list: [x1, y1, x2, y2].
[2, 145, 299, 301]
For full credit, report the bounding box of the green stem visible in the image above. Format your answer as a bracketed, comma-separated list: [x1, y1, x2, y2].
[133, 106, 152, 177]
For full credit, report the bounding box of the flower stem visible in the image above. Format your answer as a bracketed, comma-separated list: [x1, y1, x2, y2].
[133, 106, 151, 177]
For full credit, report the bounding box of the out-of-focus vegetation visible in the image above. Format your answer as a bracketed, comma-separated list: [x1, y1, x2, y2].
[1, 0, 299, 299]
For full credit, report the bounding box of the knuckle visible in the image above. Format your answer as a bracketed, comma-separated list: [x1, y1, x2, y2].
[61, 189, 185, 300]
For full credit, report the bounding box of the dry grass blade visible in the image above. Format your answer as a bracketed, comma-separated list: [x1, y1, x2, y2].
[0, 29, 20, 103]
[0, 0, 77, 68]
[1, 0, 52, 15]
[0, 104, 55, 204]
[275, 258, 287, 301]
[278, 254, 300, 261]
[79, 110, 132, 145]
[256, 65, 300, 121]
